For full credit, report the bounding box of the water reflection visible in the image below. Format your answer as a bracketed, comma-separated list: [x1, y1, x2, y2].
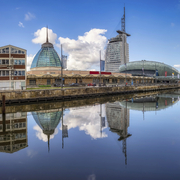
[106, 101, 131, 165]
[120, 94, 179, 112]
[0, 112, 28, 153]
[32, 110, 62, 151]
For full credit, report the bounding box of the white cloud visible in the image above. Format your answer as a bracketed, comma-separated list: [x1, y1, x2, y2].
[32, 27, 57, 45]
[18, 22, 24, 28]
[62, 104, 107, 139]
[58, 28, 107, 70]
[25, 12, 35, 21]
[171, 23, 175, 27]
[174, 65, 180, 68]
[33, 125, 58, 142]
[27, 54, 35, 71]
[27, 149, 38, 158]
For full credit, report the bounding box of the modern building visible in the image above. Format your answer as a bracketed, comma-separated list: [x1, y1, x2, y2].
[0, 112, 28, 153]
[0, 45, 27, 90]
[105, 7, 130, 72]
[119, 60, 179, 77]
[30, 28, 62, 72]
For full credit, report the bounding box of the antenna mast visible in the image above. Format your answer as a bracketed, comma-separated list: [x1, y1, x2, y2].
[121, 6, 125, 32]
[46, 26, 49, 43]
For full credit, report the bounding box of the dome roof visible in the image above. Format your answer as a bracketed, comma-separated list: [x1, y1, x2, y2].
[30, 27, 61, 69]
[32, 110, 62, 135]
[119, 60, 179, 76]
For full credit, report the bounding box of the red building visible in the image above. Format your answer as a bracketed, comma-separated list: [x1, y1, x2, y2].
[0, 45, 27, 90]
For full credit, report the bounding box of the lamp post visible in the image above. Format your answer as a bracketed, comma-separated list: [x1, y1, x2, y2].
[61, 44, 63, 89]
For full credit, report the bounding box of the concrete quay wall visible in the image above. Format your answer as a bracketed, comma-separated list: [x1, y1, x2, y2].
[0, 84, 179, 104]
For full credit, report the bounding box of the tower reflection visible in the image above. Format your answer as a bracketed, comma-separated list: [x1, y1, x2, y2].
[32, 109, 62, 151]
[106, 101, 131, 165]
[0, 112, 28, 153]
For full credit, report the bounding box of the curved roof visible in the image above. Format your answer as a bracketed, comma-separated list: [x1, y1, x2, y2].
[119, 96, 178, 111]
[31, 28, 61, 69]
[119, 60, 179, 76]
[32, 110, 62, 135]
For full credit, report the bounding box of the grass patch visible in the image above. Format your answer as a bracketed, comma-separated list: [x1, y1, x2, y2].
[38, 85, 51, 87]
[27, 86, 82, 90]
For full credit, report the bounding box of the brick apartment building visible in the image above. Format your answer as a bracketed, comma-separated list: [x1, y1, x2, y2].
[0, 45, 27, 90]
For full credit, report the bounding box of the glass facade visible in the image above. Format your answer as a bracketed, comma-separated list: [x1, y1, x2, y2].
[31, 47, 61, 69]
[119, 60, 179, 76]
[32, 111, 62, 133]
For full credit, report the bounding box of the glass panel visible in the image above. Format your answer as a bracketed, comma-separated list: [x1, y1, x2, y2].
[18, 71, 21, 76]
[22, 71, 25, 76]
[18, 60, 22, 65]
[14, 60, 17, 65]
[2, 60, 5, 64]
[22, 60, 25, 65]
[6, 60, 9, 64]
[14, 71, 17, 76]
[6, 71, 9, 76]
[2, 71, 5, 76]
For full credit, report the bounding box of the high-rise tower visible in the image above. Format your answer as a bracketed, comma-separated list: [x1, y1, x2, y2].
[105, 7, 131, 72]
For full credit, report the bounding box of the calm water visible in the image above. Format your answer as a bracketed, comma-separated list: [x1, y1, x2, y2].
[0, 91, 180, 180]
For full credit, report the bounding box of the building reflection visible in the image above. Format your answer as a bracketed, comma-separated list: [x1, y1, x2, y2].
[119, 95, 179, 113]
[106, 102, 131, 165]
[32, 109, 62, 151]
[0, 112, 28, 153]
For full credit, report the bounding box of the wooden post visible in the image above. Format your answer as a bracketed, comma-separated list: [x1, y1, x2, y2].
[2, 95, 6, 132]
[2, 95, 5, 114]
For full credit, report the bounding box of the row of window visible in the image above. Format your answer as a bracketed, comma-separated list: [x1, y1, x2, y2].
[0, 143, 27, 151]
[0, 59, 25, 65]
[14, 59, 25, 65]
[0, 71, 25, 76]
[0, 47, 25, 54]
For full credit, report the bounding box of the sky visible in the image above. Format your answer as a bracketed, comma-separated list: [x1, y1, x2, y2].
[0, 0, 180, 71]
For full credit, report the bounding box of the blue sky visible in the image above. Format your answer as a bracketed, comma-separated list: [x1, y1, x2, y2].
[0, 0, 180, 71]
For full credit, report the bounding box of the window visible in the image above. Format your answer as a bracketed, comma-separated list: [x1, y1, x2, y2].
[14, 71, 17, 76]
[18, 60, 22, 65]
[14, 60, 17, 65]
[2, 60, 5, 64]
[1, 48, 9, 54]
[22, 71, 25, 76]
[29, 79, 36, 85]
[2, 71, 5, 76]
[0, 60, 1, 64]
[6, 60, 9, 64]
[47, 79, 51, 85]
[18, 71, 21, 76]
[6, 71, 9, 76]
[22, 60, 25, 65]
[0, 71, 1, 76]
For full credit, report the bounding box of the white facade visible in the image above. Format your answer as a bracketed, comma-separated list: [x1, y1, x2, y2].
[0, 45, 27, 90]
[105, 32, 130, 72]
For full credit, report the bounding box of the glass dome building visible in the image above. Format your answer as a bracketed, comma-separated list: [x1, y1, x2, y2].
[32, 110, 62, 151]
[119, 60, 179, 77]
[30, 28, 61, 69]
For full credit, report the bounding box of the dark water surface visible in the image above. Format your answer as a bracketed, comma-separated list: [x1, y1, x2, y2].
[0, 91, 180, 180]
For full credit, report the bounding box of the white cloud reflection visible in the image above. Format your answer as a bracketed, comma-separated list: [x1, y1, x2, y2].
[61, 105, 108, 139]
[33, 125, 58, 142]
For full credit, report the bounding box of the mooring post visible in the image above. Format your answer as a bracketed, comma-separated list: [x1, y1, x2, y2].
[2, 95, 6, 132]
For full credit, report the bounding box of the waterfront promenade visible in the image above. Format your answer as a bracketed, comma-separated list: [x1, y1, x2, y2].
[0, 84, 179, 105]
